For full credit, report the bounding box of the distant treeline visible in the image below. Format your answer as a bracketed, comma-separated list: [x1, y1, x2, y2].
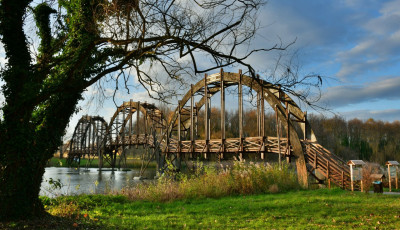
[308, 115, 400, 164]
[162, 106, 400, 164]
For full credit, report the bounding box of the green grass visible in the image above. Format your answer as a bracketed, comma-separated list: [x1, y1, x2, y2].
[383, 187, 400, 192]
[31, 189, 400, 229]
[7, 161, 399, 229]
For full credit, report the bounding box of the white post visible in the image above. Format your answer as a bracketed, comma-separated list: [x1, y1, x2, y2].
[350, 164, 354, 192]
[396, 166, 398, 190]
[388, 164, 392, 192]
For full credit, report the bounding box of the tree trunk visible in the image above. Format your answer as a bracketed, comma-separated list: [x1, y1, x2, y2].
[0, 153, 48, 220]
[0, 93, 82, 221]
[0, 118, 51, 220]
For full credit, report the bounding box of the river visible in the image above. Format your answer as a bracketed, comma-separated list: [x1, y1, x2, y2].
[40, 167, 157, 197]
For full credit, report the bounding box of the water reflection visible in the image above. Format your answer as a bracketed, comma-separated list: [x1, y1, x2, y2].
[40, 167, 156, 197]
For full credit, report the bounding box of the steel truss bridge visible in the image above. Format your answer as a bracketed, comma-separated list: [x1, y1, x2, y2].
[67, 70, 355, 189]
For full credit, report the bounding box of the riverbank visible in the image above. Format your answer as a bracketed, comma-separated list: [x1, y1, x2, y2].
[3, 189, 400, 229]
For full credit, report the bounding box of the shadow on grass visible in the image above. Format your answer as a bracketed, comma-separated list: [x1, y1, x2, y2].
[0, 213, 103, 230]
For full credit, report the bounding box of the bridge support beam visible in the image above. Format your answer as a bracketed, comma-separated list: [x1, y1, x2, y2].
[238, 70, 243, 159]
[275, 105, 282, 168]
[220, 69, 225, 160]
[120, 105, 126, 169]
[191, 85, 194, 159]
[136, 101, 140, 149]
[204, 75, 210, 159]
[98, 121, 103, 170]
[292, 139, 309, 188]
[261, 87, 265, 136]
[285, 101, 291, 163]
[129, 100, 133, 145]
[261, 85, 308, 188]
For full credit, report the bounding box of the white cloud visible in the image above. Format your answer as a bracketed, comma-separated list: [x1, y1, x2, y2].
[245, 0, 372, 77]
[335, 0, 400, 80]
[338, 109, 400, 122]
[320, 76, 400, 108]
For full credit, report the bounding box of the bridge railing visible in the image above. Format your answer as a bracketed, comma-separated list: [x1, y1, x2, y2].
[302, 141, 354, 190]
[165, 136, 289, 155]
[109, 134, 156, 146]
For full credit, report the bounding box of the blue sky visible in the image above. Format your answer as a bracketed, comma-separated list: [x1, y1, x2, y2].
[255, 0, 400, 121]
[1, 0, 400, 138]
[80, 0, 400, 137]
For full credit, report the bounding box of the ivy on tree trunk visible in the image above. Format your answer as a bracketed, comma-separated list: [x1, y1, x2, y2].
[0, 0, 296, 221]
[0, 0, 98, 220]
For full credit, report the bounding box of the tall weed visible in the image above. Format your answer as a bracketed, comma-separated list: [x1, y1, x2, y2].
[118, 159, 300, 202]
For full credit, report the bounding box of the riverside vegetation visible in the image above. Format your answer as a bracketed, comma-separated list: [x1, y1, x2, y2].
[2, 161, 400, 229]
[116, 160, 300, 201]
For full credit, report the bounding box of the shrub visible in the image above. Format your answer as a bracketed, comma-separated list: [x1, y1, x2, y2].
[362, 162, 381, 192]
[47, 201, 80, 218]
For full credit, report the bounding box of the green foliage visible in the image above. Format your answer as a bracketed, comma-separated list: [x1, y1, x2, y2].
[48, 178, 63, 190]
[34, 189, 400, 229]
[0, 0, 109, 220]
[33, 3, 56, 57]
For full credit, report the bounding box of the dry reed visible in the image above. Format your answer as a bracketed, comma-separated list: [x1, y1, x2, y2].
[117, 159, 300, 202]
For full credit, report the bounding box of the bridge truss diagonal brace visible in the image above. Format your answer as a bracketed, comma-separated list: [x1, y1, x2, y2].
[164, 70, 310, 188]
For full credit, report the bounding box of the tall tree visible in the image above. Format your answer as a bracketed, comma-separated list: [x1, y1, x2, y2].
[0, 0, 287, 220]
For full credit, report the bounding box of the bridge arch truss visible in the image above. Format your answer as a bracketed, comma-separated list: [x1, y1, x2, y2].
[100, 100, 166, 170]
[67, 70, 354, 190]
[67, 115, 108, 168]
[163, 70, 320, 186]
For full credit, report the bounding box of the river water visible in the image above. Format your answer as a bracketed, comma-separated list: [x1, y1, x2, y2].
[40, 167, 157, 197]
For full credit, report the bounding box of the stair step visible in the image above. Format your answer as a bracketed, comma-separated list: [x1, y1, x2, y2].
[303, 141, 353, 190]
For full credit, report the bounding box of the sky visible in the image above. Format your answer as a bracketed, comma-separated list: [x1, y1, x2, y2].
[254, 0, 400, 121]
[1, 0, 400, 139]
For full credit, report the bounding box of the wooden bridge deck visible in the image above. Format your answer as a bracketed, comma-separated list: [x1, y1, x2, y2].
[109, 134, 157, 147]
[164, 136, 289, 155]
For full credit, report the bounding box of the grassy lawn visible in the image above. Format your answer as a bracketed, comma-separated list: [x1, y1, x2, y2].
[7, 189, 392, 229]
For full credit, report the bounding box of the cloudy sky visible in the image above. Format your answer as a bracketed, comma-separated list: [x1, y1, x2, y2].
[1, 0, 400, 138]
[256, 0, 400, 121]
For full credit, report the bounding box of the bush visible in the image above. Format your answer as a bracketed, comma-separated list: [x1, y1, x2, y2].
[118, 159, 301, 202]
[362, 162, 381, 192]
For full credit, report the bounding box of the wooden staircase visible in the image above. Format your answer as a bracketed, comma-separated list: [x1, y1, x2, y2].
[302, 141, 356, 190]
